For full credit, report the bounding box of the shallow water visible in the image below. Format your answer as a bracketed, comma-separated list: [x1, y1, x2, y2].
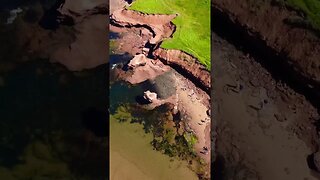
[109, 31, 198, 179]
[110, 117, 198, 180]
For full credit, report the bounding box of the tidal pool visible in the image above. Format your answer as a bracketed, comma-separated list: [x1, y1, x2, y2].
[109, 62, 198, 179]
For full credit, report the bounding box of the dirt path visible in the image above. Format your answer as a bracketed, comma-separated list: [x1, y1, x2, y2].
[213, 32, 320, 180]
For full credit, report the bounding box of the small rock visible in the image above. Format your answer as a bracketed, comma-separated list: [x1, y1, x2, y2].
[127, 54, 148, 69]
[143, 90, 157, 103]
[142, 47, 149, 52]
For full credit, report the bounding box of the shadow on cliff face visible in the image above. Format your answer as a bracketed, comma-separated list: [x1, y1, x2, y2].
[0, 60, 108, 179]
[212, 155, 225, 180]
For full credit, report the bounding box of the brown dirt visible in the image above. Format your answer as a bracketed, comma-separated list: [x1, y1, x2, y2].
[213, 0, 320, 97]
[175, 73, 211, 167]
[213, 32, 320, 180]
[110, 25, 152, 55]
[110, 8, 176, 44]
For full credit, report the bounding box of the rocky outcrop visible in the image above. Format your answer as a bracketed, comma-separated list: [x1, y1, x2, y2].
[110, 9, 176, 45]
[127, 54, 147, 69]
[122, 54, 171, 84]
[110, 7, 210, 95]
[154, 48, 211, 94]
[143, 90, 158, 103]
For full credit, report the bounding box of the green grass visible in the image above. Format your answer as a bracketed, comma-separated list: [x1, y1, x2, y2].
[282, 0, 320, 31]
[128, 0, 211, 69]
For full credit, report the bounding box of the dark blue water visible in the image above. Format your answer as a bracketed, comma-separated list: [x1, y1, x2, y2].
[110, 81, 144, 113]
[109, 32, 120, 39]
[110, 53, 133, 66]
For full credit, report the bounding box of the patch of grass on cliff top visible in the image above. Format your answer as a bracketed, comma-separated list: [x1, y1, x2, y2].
[282, 0, 320, 31]
[128, 0, 211, 69]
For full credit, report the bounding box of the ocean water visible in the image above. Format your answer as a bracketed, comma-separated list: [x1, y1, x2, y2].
[109, 33, 197, 179]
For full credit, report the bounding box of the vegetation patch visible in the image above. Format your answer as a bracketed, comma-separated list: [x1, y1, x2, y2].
[112, 105, 134, 123]
[111, 103, 205, 175]
[128, 0, 211, 69]
[109, 39, 118, 54]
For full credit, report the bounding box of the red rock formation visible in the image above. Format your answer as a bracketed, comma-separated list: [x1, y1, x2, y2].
[154, 48, 211, 93]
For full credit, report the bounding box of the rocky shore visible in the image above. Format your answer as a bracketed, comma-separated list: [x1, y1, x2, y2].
[110, 8, 211, 95]
[110, 5, 211, 179]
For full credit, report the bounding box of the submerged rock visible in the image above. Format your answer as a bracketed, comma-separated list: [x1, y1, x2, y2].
[143, 90, 157, 103]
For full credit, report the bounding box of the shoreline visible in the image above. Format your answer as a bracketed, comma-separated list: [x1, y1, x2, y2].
[110, 8, 211, 94]
[109, 5, 211, 179]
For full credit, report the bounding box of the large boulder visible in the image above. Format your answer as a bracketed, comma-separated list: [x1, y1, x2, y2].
[127, 54, 147, 69]
[143, 90, 157, 103]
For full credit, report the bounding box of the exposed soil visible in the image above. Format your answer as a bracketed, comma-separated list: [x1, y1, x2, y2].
[212, 0, 320, 103]
[110, 8, 177, 44]
[212, 2, 320, 178]
[110, 25, 152, 55]
[212, 29, 320, 179]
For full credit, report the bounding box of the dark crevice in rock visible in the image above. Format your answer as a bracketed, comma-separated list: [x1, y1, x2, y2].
[156, 54, 210, 95]
[110, 19, 157, 39]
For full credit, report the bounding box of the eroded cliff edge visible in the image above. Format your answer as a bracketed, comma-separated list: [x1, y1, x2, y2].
[110, 8, 211, 94]
[212, 0, 320, 104]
